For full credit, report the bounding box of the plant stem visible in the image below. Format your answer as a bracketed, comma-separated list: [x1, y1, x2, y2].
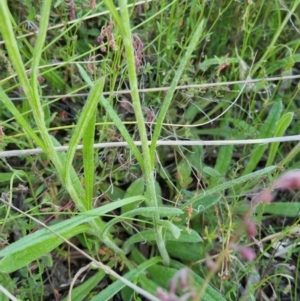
[103, 0, 170, 265]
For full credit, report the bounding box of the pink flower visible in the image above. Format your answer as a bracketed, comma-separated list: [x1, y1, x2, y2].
[243, 217, 257, 237]
[273, 170, 300, 190]
[231, 244, 256, 261]
[252, 188, 274, 204]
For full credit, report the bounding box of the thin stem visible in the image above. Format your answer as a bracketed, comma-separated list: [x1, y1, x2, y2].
[102, 0, 170, 265]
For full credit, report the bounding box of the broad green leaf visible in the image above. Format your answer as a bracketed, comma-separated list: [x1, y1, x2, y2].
[99, 182, 125, 200]
[146, 265, 179, 290]
[203, 166, 221, 178]
[257, 202, 300, 217]
[166, 241, 202, 262]
[243, 101, 283, 175]
[122, 177, 145, 214]
[177, 159, 192, 188]
[187, 145, 204, 173]
[187, 195, 221, 220]
[199, 56, 239, 72]
[0, 196, 144, 273]
[210, 145, 233, 186]
[139, 274, 162, 297]
[266, 112, 294, 166]
[214, 145, 233, 176]
[0, 225, 89, 273]
[123, 226, 202, 253]
[0, 171, 33, 184]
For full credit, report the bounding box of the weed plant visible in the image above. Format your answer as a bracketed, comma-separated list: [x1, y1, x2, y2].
[0, 0, 300, 300]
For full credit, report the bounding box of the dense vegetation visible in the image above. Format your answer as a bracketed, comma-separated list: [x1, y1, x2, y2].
[0, 0, 300, 300]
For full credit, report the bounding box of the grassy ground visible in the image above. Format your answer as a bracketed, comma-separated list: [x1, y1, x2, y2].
[0, 0, 300, 300]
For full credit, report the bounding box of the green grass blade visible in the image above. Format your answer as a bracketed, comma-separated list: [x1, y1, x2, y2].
[0, 87, 44, 149]
[266, 112, 294, 166]
[149, 19, 206, 163]
[0, 2, 34, 102]
[83, 109, 97, 211]
[215, 145, 234, 175]
[181, 166, 277, 210]
[65, 78, 104, 181]
[99, 95, 144, 168]
[243, 101, 283, 175]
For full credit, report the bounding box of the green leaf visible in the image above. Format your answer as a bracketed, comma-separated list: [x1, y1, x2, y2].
[50, 136, 86, 209]
[122, 177, 145, 214]
[139, 274, 162, 297]
[65, 78, 104, 184]
[0, 196, 144, 273]
[99, 182, 125, 200]
[0, 87, 45, 150]
[0, 225, 89, 273]
[76, 63, 94, 87]
[61, 268, 110, 301]
[181, 166, 277, 210]
[83, 108, 97, 211]
[214, 145, 233, 176]
[257, 202, 300, 217]
[166, 241, 202, 262]
[99, 95, 144, 168]
[177, 160, 192, 188]
[243, 101, 283, 175]
[159, 220, 181, 239]
[266, 112, 294, 166]
[203, 166, 221, 178]
[146, 265, 179, 289]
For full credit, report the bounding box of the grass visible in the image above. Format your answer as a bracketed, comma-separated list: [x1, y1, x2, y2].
[0, 0, 300, 300]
